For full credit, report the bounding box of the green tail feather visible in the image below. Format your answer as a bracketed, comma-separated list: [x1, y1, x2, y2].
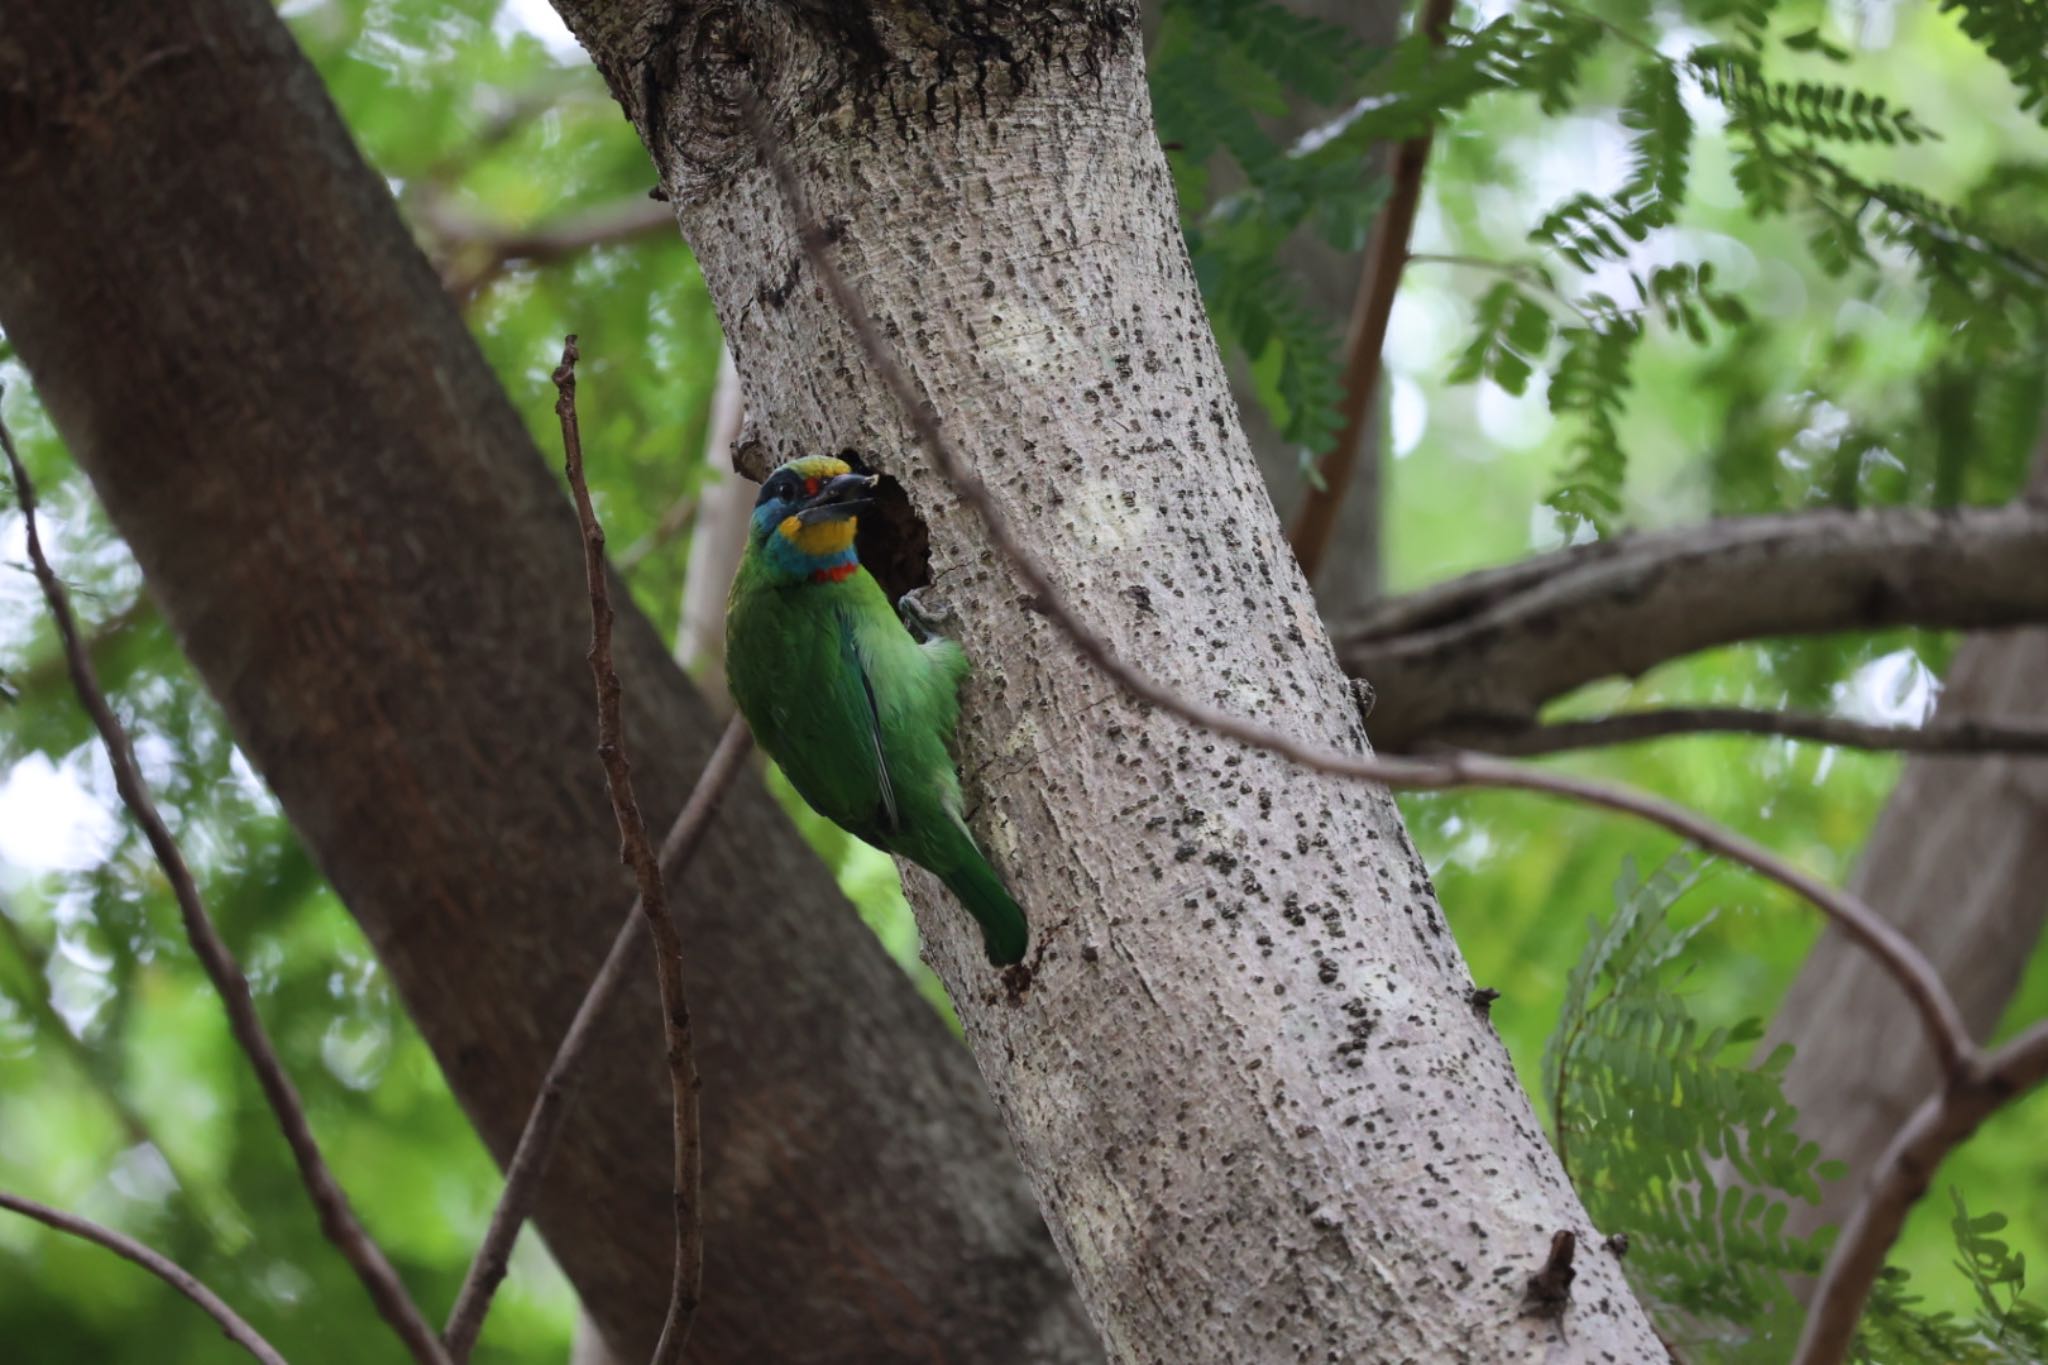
[938, 850, 1029, 967]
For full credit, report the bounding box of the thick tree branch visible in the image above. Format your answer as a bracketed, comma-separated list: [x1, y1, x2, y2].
[1793, 1021, 2048, 1365]
[1286, 0, 1453, 583]
[1340, 503, 2048, 750]
[1, 406, 451, 1365]
[0, 1190, 288, 1365]
[554, 338, 701, 1365]
[753, 100, 1979, 1088]
[442, 713, 748, 1360]
[1447, 706, 2048, 757]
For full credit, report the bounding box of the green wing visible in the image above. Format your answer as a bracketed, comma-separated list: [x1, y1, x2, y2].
[841, 608, 900, 836]
[726, 577, 895, 845]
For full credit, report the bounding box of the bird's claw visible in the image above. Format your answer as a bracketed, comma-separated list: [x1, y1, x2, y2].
[897, 587, 960, 643]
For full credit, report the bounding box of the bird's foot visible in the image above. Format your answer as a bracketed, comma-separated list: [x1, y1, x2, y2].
[897, 587, 961, 643]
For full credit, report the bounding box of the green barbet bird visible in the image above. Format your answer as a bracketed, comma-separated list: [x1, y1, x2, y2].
[725, 454, 1030, 966]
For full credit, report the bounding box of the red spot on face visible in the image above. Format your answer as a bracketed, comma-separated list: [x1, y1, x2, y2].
[804, 477, 821, 496]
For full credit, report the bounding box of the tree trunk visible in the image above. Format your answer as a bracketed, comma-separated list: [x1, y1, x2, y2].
[0, 5, 1094, 1361]
[1761, 454, 2048, 1243]
[554, 4, 1663, 1358]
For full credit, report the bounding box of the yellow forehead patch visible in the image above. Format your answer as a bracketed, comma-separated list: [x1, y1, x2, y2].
[781, 454, 852, 483]
[777, 515, 858, 559]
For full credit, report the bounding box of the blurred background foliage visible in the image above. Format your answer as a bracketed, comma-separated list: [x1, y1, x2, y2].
[0, 0, 2043, 1359]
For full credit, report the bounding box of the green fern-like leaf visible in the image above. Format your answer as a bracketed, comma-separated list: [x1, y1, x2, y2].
[1195, 235, 1346, 449]
[1695, 0, 1782, 48]
[1940, 0, 2048, 121]
[1530, 192, 1656, 269]
[1850, 1190, 2048, 1362]
[1150, 34, 1282, 174]
[1688, 45, 1935, 146]
[1516, 5, 1607, 115]
[1151, 0, 1385, 454]
[1447, 279, 1554, 395]
[1546, 856, 1838, 1347]
[1619, 60, 1693, 228]
[1295, 16, 1549, 159]
[1178, 0, 1377, 105]
[1951, 1189, 2048, 1356]
[1543, 306, 1641, 534]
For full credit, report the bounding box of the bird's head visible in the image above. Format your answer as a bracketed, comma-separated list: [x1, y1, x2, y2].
[747, 454, 880, 585]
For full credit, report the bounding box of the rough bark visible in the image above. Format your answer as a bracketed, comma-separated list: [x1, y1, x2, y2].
[1338, 503, 2048, 749]
[0, 5, 1093, 1361]
[554, 4, 1664, 1358]
[1761, 462, 2048, 1243]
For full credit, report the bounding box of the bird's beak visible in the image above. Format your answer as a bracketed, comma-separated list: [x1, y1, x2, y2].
[795, 472, 879, 525]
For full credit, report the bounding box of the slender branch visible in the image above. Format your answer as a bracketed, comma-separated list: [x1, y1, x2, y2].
[1446, 706, 2048, 757]
[1793, 1021, 2048, 1365]
[552, 337, 702, 1365]
[1406, 253, 1592, 322]
[0, 896, 250, 1245]
[442, 714, 748, 1361]
[0, 399, 451, 1365]
[0, 1189, 288, 1365]
[6, 595, 156, 701]
[1286, 0, 1454, 583]
[614, 489, 701, 575]
[745, 94, 1979, 1077]
[1339, 502, 2048, 750]
[0, 897, 161, 1155]
[422, 195, 676, 302]
[416, 84, 583, 185]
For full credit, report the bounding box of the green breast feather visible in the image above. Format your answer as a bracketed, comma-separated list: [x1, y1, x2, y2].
[725, 458, 1028, 966]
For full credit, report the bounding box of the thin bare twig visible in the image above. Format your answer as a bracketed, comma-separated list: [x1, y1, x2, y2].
[0, 1189, 288, 1365]
[1286, 0, 1455, 583]
[5, 595, 155, 700]
[424, 195, 676, 302]
[0, 400, 451, 1365]
[1444, 706, 2048, 758]
[442, 714, 748, 1361]
[1794, 1021, 2048, 1365]
[0, 897, 163, 1156]
[614, 489, 701, 575]
[0, 896, 250, 1246]
[744, 98, 1977, 1080]
[552, 336, 702, 1364]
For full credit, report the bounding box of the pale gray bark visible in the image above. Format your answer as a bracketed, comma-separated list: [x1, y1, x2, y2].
[1339, 502, 2048, 749]
[1762, 462, 2048, 1244]
[554, 4, 1663, 1359]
